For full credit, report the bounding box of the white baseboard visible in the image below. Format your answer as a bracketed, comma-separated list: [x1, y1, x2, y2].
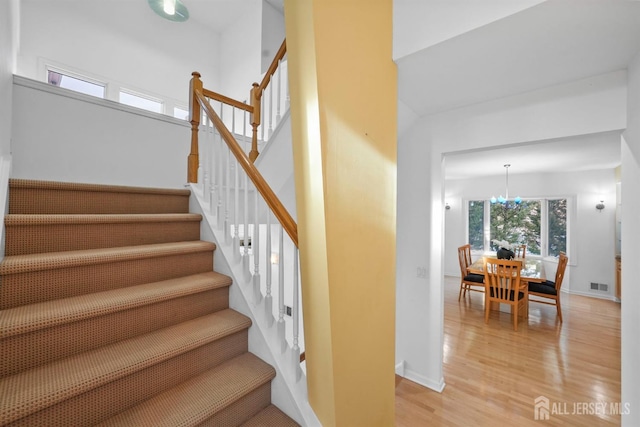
[395, 360, 445, 393]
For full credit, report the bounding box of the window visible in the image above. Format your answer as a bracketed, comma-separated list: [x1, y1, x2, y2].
[490, 200, 541, 255]
[547, 199, 567, 256]
[468, 198, 567, 257]
[119, 90, 163, 114]
[173, 106, 189, 121]
[468, 200, 484, 250]
[47, 70, 105, 98]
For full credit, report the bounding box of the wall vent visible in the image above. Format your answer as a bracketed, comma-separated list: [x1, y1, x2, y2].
[590, 282, 609, 292]
[590, 282, 599, 290]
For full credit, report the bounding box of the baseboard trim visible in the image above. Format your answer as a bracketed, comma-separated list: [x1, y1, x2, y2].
[395, 360, 445, 393]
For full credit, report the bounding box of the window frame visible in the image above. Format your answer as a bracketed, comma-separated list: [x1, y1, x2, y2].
[465, 196, 573, 259]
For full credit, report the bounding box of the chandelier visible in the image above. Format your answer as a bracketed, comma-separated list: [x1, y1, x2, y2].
[490, 164, 521, 205]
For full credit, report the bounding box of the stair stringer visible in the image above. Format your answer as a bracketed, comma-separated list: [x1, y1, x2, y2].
[189, 186, 321, 427]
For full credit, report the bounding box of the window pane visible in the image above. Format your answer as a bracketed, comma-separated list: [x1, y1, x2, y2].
[174, 106, 189, 121]
[490, 200, 541, 255]
[120, 91, 163, 113]
[468, 200, 484, 250]
[548, 199, 567, 256]
[47, 70, 105, 98]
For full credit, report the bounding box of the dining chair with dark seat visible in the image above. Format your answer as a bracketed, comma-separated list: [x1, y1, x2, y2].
[483, 258, 528, 331]
[457, 244, 485, 301]
[514, 244, 526, 259]
[528, 251, 568, 322]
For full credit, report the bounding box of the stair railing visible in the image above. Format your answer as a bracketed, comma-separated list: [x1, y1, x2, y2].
[188, 70, 304, 382]
[188, 40, 288, 180]
[249, 39, 288, 161]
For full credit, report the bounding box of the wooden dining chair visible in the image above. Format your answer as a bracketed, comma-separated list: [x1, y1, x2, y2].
[528, 252, 568, 322]
[483, 258, 528, 331]
[457, 244, 485, 301]
[513, 244, 526, 259]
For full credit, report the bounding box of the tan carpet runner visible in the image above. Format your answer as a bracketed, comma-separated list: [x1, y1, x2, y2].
[0, 179, 299, 426]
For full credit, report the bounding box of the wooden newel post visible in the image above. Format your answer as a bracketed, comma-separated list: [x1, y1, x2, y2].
[188, 71, 203, 183]
[249, 82, 261, 163]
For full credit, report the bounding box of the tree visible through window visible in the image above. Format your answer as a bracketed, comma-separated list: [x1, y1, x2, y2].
[548, 199, 567, 256]
[490, 200, 541, 254]
[468, 198, 567, 257]
[468, 200, 484, 250]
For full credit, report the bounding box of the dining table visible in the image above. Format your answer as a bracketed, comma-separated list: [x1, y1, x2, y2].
[467, 255, 546, 283]
[467, 255, 546, 314]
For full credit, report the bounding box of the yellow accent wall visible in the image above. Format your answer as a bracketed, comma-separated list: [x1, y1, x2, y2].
[284, 0, 397, 425]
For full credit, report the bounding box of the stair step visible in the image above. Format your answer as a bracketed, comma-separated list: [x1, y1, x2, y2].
[4, 213, 203, 255]
[0, 272, 232, 377]
[240, 404, 300, 427]
[8, 179, 191, 214]
[0, 309, 251, 425]
[96, 352, 276, 427]
[0, 241, 216, 308]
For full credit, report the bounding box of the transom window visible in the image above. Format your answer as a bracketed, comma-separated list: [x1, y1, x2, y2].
[47, 70, 105, 99]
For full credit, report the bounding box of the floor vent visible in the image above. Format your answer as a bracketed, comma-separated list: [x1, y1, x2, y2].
[590, 282, 608, 292]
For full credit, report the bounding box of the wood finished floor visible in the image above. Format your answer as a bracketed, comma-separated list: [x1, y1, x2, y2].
[395, 275, 621, 426]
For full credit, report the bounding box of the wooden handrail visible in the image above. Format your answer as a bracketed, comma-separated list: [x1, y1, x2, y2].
[249, 39, 287, 162]
[195, 89, 298, 246]
[257, 39, 287, 94]
[202, 88, 253, 113]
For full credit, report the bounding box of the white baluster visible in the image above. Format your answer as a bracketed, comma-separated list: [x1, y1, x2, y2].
[260, 95, 265, 143]
[276, 60, 282, 125]
[265, 211, 274, 326]
[203, 114, 210, 204]
[268, 82, 274, 138]
[292, 246, 301, 381]
[224, 144, 231, 242]
[216, 102, 224, 228]
[253, 186, 262, 303]
[242, 171, 251, 279]
[278, 224, 286, 353]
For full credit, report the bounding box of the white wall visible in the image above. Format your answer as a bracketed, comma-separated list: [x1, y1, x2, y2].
[11, 77, 190, 189]
[1, 0, 19, 157]
[444, 169, 618, 298]
[397, 70, 627, 391]
[261, 0, 285, 73]
[621, 49, 640, 427]
[17, 0, 222, 109]
[219, 0, 263, 103]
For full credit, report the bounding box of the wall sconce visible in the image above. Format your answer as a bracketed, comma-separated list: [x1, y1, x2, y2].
[596, 200, 605, 211]
[270, 253, 279, 264]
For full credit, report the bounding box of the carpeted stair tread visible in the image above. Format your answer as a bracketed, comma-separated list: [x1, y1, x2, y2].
[239, 404, 300, 426]
[0, 309, 251, 425]
[8, 179, 191, 196]
[0, 271, 231, 339]
[0, 241, 216, 275]
[95, 352, 276, 427]
[4, 213, 202, 225]
[8, 179, 191, 215]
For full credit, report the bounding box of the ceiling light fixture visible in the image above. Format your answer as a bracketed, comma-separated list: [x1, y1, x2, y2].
[148, 0, 189, 22]
[163, 0, 176, 15]
[490, 164, 521, 205]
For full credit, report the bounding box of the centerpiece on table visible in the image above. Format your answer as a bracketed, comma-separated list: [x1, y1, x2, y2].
[492, 239, 515, 260]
